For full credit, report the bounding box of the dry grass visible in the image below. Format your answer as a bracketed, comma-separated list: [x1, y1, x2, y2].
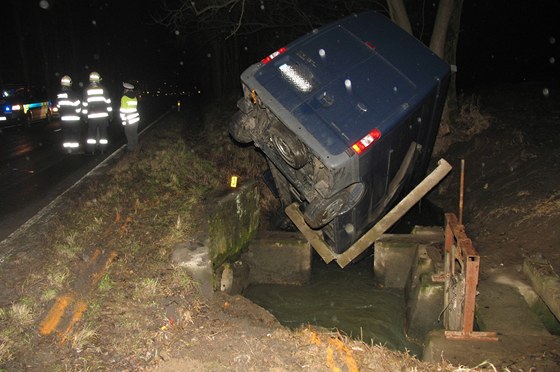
[136, 278, 160, 298]
[455, 95, 492, 139]
[71, 324, 97, 351]
[435, 95, 493, 155]
[529, 190, 560, 216]
[483, 190, 560, 227]
[0, 337, 13, 365]
[9, 302, 34, 326]
[518, 190, 560, 224]
[47, 265, 70, 287]
[54, 232, 82, 259]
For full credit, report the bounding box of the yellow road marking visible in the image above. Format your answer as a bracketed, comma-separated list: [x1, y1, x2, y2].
[39, 249, 117, 338]
[329, 338, 359, 372]
[59, 300, 88, 344]
[39, 294, 73, 335]
[90, 250, 117, 285]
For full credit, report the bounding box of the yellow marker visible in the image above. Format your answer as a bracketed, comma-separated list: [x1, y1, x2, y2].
[230, 176, 238, 188]
[177, 100, 181, 112]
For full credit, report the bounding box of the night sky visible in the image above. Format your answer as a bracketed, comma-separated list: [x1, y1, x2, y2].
[458, 0, 559, 88]
[1, 0, 558, 97]
[2, 0, 182, 94]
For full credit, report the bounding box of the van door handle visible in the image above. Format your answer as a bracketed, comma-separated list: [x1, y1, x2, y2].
[318, 93, 334, 107]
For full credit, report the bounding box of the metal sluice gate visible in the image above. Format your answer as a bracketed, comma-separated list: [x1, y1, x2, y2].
[435, 212, 498, 341]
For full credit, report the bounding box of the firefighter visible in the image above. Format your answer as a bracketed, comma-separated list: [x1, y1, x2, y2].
[82, 71, 112, 154]
[56, 75, 82, 153]
[119, 82, 140, 151]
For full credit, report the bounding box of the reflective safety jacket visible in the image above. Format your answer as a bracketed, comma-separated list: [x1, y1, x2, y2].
[119, 93, 139, 125]
[82, 83, 112, 119]
[56, 87, 81, 122]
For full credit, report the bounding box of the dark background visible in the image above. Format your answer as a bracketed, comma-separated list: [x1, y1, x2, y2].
[457, 0, 558, 88]
[1, 0, 558, 99]
[1, 0, 186, 97]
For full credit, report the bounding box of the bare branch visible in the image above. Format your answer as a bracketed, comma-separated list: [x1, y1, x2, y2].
[227, 0, 245, 40]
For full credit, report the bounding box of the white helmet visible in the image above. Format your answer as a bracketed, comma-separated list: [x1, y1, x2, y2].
[61, 75, 72, 87]
[89, 71, 101, 83]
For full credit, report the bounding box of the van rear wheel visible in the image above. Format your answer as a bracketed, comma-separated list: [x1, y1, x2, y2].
[304, 194, 348, 229]
[304, 183, 364, 229]
[270, 124, 308, 169]
[229, 111, 253, 143]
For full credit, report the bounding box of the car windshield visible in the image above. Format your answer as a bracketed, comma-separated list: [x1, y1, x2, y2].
[1, 86, 33, 99]
[2, 88, 15, 99]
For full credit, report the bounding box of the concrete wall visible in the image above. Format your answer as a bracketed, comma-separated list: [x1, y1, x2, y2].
[172, 180, 260, 298]
[206, 180, 260, 269]
[242, 231, 311, 285]
[373, 227, 445, 342]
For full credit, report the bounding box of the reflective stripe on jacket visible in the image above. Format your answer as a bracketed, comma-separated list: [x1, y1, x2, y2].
[56, 88, 82, 122]
[83, 84, 112, 119]
[120, 95, 139, 125]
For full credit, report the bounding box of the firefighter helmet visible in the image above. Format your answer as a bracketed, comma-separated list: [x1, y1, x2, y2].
[61, 75, 72, 87]
[89, 71, 101, 83]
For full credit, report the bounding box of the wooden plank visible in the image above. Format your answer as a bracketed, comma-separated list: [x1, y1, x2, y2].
[284, 203, 337, 264]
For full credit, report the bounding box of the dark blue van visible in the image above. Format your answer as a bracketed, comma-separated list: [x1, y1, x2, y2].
[230, 11, 450, 254]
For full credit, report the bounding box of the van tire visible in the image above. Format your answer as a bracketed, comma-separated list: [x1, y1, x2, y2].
[270, 124, 308, 169]
[304, 193, 348, 229]
[229, 111, 253, 143]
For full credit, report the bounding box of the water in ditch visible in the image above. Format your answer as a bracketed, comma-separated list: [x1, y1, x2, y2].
[244, 254, 423, 355]
[244, 203, 444, 356]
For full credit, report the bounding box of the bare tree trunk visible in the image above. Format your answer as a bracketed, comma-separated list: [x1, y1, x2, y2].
[429, 0, 454, 59]
[387, 0, 412, 34]
[429, 0, 458, 155]
[445, 0, 464, 124]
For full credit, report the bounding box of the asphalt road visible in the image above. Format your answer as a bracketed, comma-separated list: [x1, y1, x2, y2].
[0, 96, 176, 243]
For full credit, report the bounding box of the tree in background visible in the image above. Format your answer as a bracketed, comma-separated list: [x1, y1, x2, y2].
[388, 0, 464, 153]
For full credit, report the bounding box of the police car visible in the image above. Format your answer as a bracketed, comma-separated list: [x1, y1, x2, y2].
[230, 11, 450, 255]
[0, 85, 54, 128]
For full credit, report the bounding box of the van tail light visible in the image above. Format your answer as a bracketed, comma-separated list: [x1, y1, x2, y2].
[351, 128, 381, 154]
[261, 47, 287, 64]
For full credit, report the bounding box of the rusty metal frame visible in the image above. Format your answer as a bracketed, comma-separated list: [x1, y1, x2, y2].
[442, 213, 498, 341]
